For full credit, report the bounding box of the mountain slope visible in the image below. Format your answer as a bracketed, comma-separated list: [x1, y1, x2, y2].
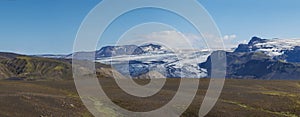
[0, 53, 73, 80]
[0, 52, 121, 80]
[200, 51, 300, 79]
[96, 45, 140, 57]
[43, 43, 173, 60]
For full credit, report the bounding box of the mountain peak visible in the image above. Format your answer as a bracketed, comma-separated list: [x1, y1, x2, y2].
[248, 36, 267, 45]
[234, 36, 269, 53]
[139, 43, 164, 50]
[140, 43, 162, 47]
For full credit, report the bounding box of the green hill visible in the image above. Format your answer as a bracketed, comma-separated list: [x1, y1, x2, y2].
[0, 52, 72, 80]
[0, 52, 119, 81]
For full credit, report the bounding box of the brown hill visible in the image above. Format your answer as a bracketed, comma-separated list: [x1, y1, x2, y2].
[0, 52, 121, 80]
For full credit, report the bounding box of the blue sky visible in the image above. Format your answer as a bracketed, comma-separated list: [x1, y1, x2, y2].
[1, 0, 300, 54]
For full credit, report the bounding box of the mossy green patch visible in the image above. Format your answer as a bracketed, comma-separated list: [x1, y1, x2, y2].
[222, 99, 299, 117]
[261, 91, 298, 98]
[222, 100, 254, 110]
[17, 56, 34, 73]
[54, 65, 64, 71]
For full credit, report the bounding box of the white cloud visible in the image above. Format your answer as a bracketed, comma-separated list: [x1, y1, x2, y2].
[221, 34, 243, 49]
[238, 40, 248, 44]
[223, 34, 237, 40]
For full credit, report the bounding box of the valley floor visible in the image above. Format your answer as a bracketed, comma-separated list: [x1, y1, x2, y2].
[0, 79, 299, 117]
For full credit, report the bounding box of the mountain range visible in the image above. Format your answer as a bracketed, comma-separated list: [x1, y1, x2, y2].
[93, 37, 300, 80]
[201, 37, 300, 80]
[95, 44, 209, 78]
[2, 36, 300, 80]
[39, 43, 210, 78]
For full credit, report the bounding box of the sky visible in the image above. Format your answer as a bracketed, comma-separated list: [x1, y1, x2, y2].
[1, 0, 300, 54]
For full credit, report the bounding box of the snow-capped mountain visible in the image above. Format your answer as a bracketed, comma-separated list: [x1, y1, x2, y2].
[97, 51, 209, 78]
[97, 48, 210, 78]
[200, 36, 300, 80]
[38, 44, 172, 60]
[235, 37, 300, 62]
[135, 44, 171, 55]
[95, 45, 139, 58]
[97, 43, 172, 57]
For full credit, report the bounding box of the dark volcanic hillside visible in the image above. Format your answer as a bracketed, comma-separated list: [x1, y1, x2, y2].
[200, 51, 300, 80]
[200, 37, 300, 80]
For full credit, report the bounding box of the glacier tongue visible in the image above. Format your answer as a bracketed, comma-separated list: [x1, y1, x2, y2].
[96, 49, 210, 78]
